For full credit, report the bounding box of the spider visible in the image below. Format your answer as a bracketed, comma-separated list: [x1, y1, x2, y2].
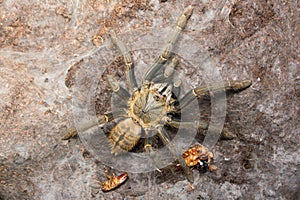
[63, 5, 251, 183]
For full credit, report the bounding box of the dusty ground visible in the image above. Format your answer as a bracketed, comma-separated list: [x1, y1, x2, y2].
[0, 0, 299, 199]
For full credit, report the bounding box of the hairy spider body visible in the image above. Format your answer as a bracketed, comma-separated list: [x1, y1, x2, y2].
[64, 5, 252, 184]
[109, 82, 177, 155]
[109, 118, 141, 155]
[129, 82, 175, 127]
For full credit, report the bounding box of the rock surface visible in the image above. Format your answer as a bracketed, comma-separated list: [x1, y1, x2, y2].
[0, 0, 299, 199]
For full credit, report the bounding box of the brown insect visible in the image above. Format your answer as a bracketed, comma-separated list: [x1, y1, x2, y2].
[100, 170, 128, 192]
[182, 144, 217, 172]
[64, 5, 251, 183]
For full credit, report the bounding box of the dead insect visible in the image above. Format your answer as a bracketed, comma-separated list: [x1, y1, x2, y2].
[100, 170, 128, 192]
[182, 144, 217, 172]
[64, 5, 251, 183]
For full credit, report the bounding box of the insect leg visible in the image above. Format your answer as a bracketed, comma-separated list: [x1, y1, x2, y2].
[179, 80, 252, 110]
[157, 127, 194, 183]
[109, 30, 138, 91]
[144, 5, 193, 81]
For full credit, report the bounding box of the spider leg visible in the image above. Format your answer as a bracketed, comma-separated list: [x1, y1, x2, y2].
[167, 119, 236, 140]
[144, 129, 162, 172]
[62, 110, 126, 140]
[164, 56, 179, 79]
[144, 5, 193, 81]
[157, 127, 194, 183]
[179, 80, 252, 110]
[152, 56, 179, 83]
[107, 75, 131, 99]
[150, 56, 181, 98]
[144, 129, 154, 153]
[109, 30, 138, 91]
[173, 76, 182, 99]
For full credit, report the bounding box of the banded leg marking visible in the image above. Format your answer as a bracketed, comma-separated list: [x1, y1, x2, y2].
[179, 80, 252, 109]
[109, 30, 138, 90]
[107, 75, 131, 98]
[144, 5, 194, 81]
[62, 111, 125, 140]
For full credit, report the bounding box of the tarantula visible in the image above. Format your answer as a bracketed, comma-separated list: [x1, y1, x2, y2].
[64, 5, 251, 183]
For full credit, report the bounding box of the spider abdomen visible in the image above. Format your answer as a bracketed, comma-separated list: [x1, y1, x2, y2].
[109, 118, 141, 155]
